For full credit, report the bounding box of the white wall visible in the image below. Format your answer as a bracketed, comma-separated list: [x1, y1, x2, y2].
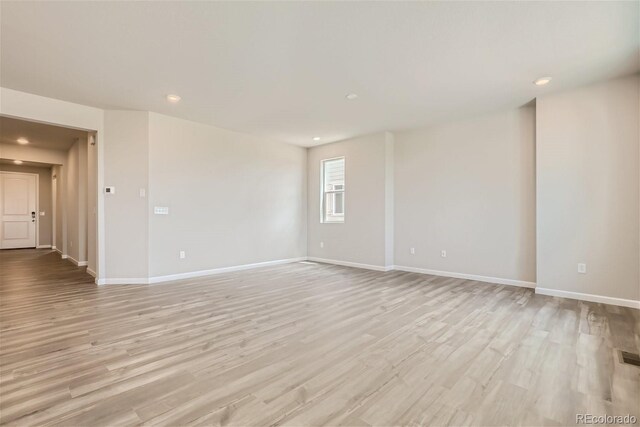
[87, 136, 97, 274]
[394, 106, 537, 284]
[65, 137, 89, 264]
[307, 132, 392, 269]
[384, 132, 395, 268]
[53, 165, 63, 250]
[66, 140, 80, 261]
[536, 75, 639, 303]
[148, 113, 307, 277]
[103, 111, 149, 280]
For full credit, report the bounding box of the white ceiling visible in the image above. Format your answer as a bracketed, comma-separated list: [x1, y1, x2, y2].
[0, 116, 88, 151]
[1, 2, 638, 147]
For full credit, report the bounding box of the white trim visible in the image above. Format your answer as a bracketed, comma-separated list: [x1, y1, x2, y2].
[535, 287, 640, 309]
[148, 257, 307, 284]
[37, 244, 52, 249]
[67, 255, 88, 267]
[54, 247, 68, 259]
[307, 257, 392, 272]
[52, 245, 56, 250]
[91, 256, 638, 309]
[392, 265, 536, 288]
[98, 278, 148, 285]
[98, 257, 306, 285]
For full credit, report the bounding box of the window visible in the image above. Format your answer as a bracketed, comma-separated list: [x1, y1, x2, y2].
[321, 157, 345, 223]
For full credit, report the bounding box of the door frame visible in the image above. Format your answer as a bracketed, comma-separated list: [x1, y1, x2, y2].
[0, 88, 104, 283]
[0, 171, 39, 249]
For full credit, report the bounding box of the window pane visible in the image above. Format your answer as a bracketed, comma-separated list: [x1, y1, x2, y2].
[324, 192, 344, 222]
[323, 158, 345, 192]
[334, 192, 344, 214]
[322, 157, 345, 223]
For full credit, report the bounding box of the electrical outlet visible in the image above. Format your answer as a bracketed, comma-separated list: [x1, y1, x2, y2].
[139, 188, 146, 198]
[441, 250, 447, 258]
[578, 263, 586, 274]
[179, 251, 186, 259]
[320, 241, 324, 248]
[410, 247, 415, 255]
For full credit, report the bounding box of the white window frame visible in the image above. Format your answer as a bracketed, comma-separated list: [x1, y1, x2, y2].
[320, 156, 345, 224]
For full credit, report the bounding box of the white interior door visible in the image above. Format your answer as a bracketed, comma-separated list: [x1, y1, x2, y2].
[0, 172, 37, 249]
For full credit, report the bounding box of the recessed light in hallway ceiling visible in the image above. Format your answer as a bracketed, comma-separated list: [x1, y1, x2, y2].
[534, 77, 552, 86]
[166, 94, 181, 103]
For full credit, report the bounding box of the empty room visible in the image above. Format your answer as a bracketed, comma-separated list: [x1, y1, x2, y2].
[0, 1, 638, 426]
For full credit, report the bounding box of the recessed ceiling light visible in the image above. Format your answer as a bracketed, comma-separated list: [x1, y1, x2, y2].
[13, 160, 23, 165]
[534, 77, 552, 86]
[345, 93, 358, 100]
[17, 137, 29, 145]
[313, 137, 321, 141]
[166, 94, 181, 103]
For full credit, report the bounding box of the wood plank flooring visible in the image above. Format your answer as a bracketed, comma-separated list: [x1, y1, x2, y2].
[1, 249, 639, 426]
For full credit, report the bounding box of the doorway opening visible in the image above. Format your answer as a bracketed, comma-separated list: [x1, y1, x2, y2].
[0, 116, 98, 275]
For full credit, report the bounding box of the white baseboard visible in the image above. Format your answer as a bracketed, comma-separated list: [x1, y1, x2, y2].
[148, 257, 307, 284]
[98, 257, 306, 285]
[52, 245, 57, 250]
[307, 257, 393, 272]
[392, 265, 536, 289]
[67, 255, 88, 267]
[37, 244, 52, 249]
[92, 255, 638, 309]
[54, 247, 68, 259]
[535, 287, 640, 309]
[98, 277, 149, 285]
[86, 268, 96, 278]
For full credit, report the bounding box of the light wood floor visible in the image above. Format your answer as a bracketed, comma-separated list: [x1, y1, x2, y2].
[1, 250, 639, 426]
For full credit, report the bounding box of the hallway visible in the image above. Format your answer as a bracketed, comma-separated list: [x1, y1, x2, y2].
[0, 249, 93, 293]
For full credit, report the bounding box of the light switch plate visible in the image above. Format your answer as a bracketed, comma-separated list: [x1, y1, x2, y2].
[578, 263, 587, 274]
[39, 211, 45, 216]
[154, 206, 169, 215]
